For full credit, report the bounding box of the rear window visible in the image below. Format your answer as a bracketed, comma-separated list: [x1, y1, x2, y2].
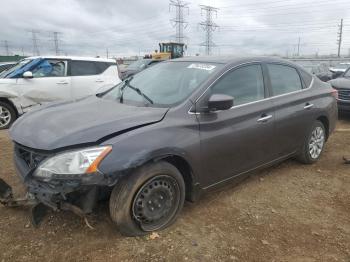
[95, 62, 114, 73]
[70, 61, 113, 76]
[267, 64, 303, 96]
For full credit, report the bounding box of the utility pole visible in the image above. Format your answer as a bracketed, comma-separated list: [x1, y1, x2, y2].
[337, 18, 343, 58]
[3, 40, 10, 56]
[169, 0, 189, 44]
[31, 30, 40, 56]
[106, 48, 109, 59]
[53, 31, 62, 55]
[199, 5, 219, 56]
[297, 37, 301, 57]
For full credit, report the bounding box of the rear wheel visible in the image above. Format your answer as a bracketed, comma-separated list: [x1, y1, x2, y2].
[109, 161, 185, 236]
[0, 102, 16, 130]
[297, 120, 326, 164]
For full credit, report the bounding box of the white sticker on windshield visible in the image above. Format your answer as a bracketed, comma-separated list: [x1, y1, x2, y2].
[187, 63, 216, 71]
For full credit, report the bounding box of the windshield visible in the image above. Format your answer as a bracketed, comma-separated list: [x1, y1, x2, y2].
[103, 61, 222, 107]
[127, 59, 150, 70]
[0, 59, 31, 78]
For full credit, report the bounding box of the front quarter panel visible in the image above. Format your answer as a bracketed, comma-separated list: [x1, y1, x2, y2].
[98, 108, 201, 185]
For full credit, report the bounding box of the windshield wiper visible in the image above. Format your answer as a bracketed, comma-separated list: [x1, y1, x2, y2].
[119, 77, 154, 105]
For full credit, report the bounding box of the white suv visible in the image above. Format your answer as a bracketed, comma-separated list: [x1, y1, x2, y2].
[0, 56, 121, 129]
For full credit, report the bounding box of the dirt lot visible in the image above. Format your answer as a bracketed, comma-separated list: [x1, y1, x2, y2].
[0, 116, 349, 262]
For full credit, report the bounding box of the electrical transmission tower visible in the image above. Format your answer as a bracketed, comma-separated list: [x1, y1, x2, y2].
[31, 30, 40, 56]
[53, 31, 62, 55]
[3, 40, 10, 56]
[199, 5, 219, 56]
[337, 18, 343, 58]
[169, 0, 189, 44]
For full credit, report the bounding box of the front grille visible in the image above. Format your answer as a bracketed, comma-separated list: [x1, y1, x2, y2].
[338, 89, 350, 101]
[15, 144, 48, 169]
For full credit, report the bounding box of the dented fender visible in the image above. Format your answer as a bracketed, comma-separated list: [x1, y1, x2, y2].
[0, 81, 41, 114]
[97, 110, 202, 188]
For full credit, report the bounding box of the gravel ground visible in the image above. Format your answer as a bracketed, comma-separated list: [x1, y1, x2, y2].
[0, 115, 349, 262]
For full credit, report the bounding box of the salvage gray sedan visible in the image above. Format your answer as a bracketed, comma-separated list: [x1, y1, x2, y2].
[0, 56, 338, 236]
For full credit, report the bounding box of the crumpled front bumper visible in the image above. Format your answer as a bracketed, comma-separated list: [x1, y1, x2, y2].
[0, 143, 118, 226]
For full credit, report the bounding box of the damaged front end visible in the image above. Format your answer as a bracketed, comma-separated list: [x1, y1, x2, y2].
[0, 143, 116, 227]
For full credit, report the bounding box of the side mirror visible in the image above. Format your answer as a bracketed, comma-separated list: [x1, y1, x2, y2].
[23, 71, 33, 79]
[208, 94, 234, 112]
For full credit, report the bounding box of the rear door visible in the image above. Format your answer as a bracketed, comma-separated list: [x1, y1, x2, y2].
[197, 63, 276, 187]
[95, 61, 121, 92]
[264, 63, 315, 156]
[69, 60, 117, 99]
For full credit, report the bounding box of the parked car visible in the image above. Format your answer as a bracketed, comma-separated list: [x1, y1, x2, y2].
[0, 56, 337, 236]
[329, 62, 350, 79]
[302, 63, 333, 82]
[0, 62, 16, 74]
[328, 67, 350, 112]
[119, 58, 162, 80]
[0, 56, 121, 129]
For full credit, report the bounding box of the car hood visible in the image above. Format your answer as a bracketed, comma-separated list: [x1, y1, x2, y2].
[10, 96, 168, 151]
[329, 77, 350, 89]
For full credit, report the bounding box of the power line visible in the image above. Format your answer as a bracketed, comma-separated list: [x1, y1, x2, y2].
[337, 18, 343, 57]
[219, 0, 350, 13]
[218, 0, 350, 9]
[169, 0, 189, 43]
[199, 5, 219, 56]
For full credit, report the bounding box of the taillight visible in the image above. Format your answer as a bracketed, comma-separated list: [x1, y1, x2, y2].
[331, 88, 338, 99]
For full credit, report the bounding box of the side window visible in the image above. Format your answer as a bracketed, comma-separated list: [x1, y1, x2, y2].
[70, 61, 99, 76]
[32, 59, 66, 78]
[267, 64, 303, 96]
[94, 62, 113, 74]
[299, 69, 313, 87]
[211, 64, 265, 106]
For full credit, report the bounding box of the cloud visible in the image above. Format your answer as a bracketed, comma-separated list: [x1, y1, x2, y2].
[0, 0, 349, 57]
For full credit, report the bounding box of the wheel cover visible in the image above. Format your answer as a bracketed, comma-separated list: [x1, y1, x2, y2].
[132, 175, 181, 232]
[0, 106, 11, 128]
[308, 126, 325, 159]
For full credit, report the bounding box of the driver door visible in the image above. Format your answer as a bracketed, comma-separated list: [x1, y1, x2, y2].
[16, 59, 71, 108]
[197, 64, 276, 187]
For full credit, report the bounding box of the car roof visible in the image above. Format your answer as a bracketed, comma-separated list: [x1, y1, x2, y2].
[172, 56, 295, 66]
[0, 62, 16, 65]
[24, 56, 116, 63]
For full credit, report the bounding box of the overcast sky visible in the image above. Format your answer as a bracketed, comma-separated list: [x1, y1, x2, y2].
[1, 0, 350, 58]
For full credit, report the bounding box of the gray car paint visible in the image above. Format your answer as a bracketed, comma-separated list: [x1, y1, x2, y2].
[329, 75, 350, 111]
[10, 96, 168, 151]
[8, 56, 338, 209]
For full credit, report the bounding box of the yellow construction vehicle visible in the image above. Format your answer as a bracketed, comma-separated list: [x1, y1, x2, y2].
[151, 42, 185, 60]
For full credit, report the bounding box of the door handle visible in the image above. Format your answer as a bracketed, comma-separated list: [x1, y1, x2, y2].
[95, 79, 104, 83]
[56, 81, 68, 85]
[257, 114, 272, 123]
[304, 103, 314, 109]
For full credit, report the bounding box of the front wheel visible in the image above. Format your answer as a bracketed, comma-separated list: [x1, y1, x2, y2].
[297, 120, 326, 164]
[109, 161, 185, 236]
[0, 102, 16, 130]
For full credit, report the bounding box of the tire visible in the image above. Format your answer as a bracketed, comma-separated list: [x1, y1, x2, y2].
[0, 101, 16, 130]
[109, 161, 185, 236]
[297, 120, 326, 164]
